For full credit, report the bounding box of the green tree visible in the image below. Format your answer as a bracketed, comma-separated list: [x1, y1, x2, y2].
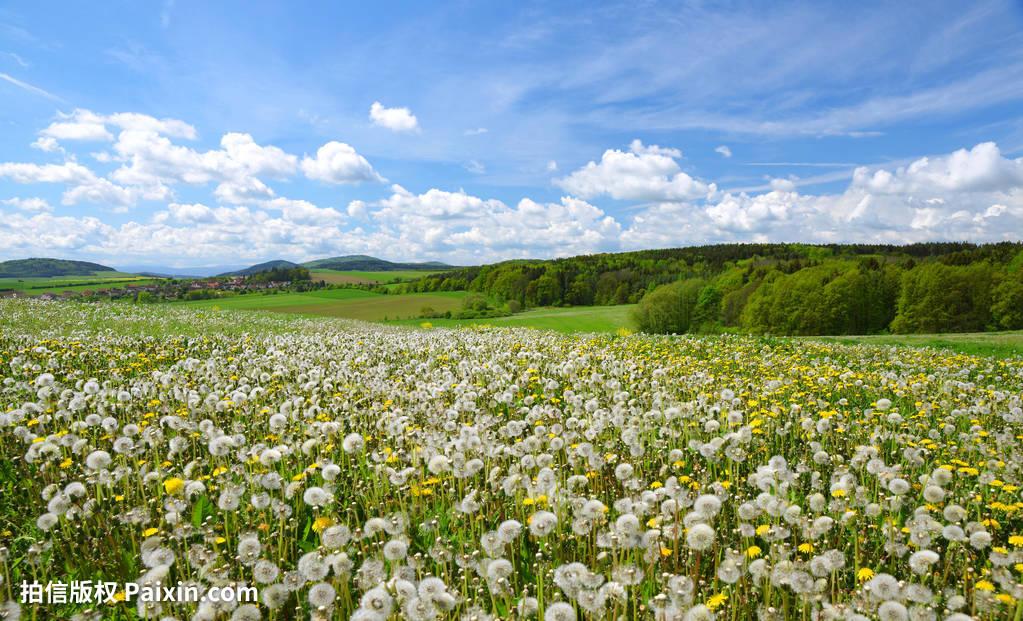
[891, 262, 995, 333]
[633, 279, 705, 334]
[991, 273, 1023, 329]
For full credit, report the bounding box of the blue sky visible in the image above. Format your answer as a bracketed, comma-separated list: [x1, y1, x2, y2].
[1, 0, 1023, 268]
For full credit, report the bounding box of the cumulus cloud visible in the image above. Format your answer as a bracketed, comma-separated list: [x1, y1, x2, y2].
[108, 130, 298, 203]
[369, 101, 419, 132]
[556, 139, 714, 201]
[301, 141, 384, 185]
[0, 160, 143, 207]
[715, 145, 732, 158]
[369, 186, 620, 260]
[621, 142, 1023, 248]
[3, 109, 1022, 266]
[1, 197, 52, 213]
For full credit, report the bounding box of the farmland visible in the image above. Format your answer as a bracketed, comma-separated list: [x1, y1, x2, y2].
[0, 272, 160, 294]
[1, 299, 1022, 620]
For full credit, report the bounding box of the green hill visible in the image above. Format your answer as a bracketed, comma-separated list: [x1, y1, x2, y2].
[302, 255, 451, 272]
[219, 260, 300, 277]
[0, 258, 117, 278]
[400, 242, 1023, 336]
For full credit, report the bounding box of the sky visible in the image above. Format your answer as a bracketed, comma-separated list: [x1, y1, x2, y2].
[1, 0, 1023, 268]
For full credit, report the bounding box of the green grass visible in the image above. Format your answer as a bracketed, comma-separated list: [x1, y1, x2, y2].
[0, 271, 160, 294]
[309, 269, 447, 285]
[388, 304, 636, 334]
[181, 289, 467, 321]
[810, 331, 1023, 358]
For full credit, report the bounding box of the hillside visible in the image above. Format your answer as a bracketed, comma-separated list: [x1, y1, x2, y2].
[218, 260, 300, 277]
[0, 258, 117, 278]
[401, 241, 1023, 336]
[303, 255, 452, 272]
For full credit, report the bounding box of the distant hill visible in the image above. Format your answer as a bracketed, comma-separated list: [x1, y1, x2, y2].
[303, 255, 453, 272]
[0, 258, 117, 278]
[218, 260, 300, 277]
[118, 264, 249, 278]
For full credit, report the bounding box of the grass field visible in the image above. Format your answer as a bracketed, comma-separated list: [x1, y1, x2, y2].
[389, 304, 636, 333]
[0, 271, 162, 294]
[811, 330, 1023, 358]
[181, 288, 467, 320]
[2, 298, 1021, 619]
[309, 268, 447, 285]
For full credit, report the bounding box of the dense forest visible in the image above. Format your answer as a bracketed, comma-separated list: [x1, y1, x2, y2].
[0, 258, 116, 278]
[401, 242, 1023, 335]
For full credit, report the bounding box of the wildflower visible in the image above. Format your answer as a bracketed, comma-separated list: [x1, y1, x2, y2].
[686, 524, 716, 551]
[163, 477, 184, 495]
[544, 602, 576, 621]
[706, 593, 727, 610]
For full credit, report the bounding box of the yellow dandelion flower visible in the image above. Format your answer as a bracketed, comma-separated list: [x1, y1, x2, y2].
[857, 568, 874, 581]
[163, 477, 185, 496]
[976, 580, 995, 592]
[746, 545, 762, 559]
[142, 527, 159, 537]
[798, 542, 814, 553]
[312, 517, 334, 533]
[706, 593, 728, 610]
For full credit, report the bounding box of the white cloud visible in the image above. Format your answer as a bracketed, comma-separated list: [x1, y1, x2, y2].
[851, 142, 1023, 195]
[556, 139, 714, 201]
[369, 101, 419, 132]
[464, 160, 486, 174]
[715, 145, 732, 158]
[347, 199, 367, 218]
[369, 186, 620, 261]
[263, 197, 345, 225]
[105, 129, 298, 204]
[0, 160, 142, 207]
[1, 197, 51, 212]
[546, 160, 558, 172]
[301, 141, 384, 185]
[464, 127, 488, 136]
[621, 142, 1023, 248]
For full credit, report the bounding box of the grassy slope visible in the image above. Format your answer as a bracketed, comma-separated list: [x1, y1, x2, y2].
[310, 269, 449, 285]
[181, 289, 467, 321]
[388, 304, 636, 334]
[811, 331, 1023, 358]
[0, 272, 159, 293]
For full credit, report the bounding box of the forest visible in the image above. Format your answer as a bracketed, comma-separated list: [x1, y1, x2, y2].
[400, 242, 1023, 335]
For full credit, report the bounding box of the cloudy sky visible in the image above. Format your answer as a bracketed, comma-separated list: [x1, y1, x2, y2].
[1, 1, 1023, 268]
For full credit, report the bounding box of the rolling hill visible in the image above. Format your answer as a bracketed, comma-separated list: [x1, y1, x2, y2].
[218, 260, 300, 277]
[302, 255, 452, 272]
[0, 258, 117, 278]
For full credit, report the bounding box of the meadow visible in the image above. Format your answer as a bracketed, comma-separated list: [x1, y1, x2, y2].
[1, 298, 1022, 620]
[181, 289, 468, 321]
[309, 270, 449, 286]
[0, 272, 160, 295]
[391, 305, 636, 334]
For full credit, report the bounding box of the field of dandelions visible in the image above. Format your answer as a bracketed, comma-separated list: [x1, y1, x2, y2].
[1, 300, 1022, 621]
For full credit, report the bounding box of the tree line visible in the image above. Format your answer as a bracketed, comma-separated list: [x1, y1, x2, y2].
[400, 242, 1023, 335]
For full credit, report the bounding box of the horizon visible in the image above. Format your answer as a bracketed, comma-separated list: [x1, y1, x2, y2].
[2, 1, 1023, 267]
